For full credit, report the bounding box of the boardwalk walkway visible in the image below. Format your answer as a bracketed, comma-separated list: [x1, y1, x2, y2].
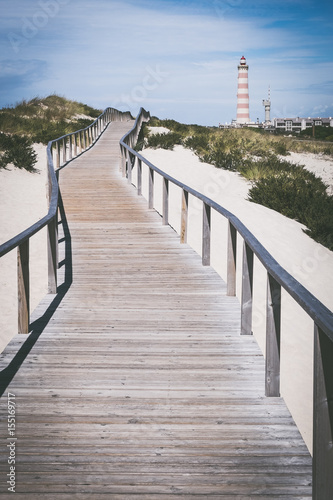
[0, 121, 312, 498]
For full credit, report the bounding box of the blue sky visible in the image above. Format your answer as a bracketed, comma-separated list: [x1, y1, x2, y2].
[0, 0, 332, 125]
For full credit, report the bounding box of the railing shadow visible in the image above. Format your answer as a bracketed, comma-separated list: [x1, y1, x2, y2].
[0, 190, 72, 396]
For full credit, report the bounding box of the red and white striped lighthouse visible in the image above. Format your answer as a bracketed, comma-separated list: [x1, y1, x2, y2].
[236, 56, 250, 124]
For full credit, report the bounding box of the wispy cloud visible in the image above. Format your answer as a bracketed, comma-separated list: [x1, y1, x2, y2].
[0, 0, 332, 123]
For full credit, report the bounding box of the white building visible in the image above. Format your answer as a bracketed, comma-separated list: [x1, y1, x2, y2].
[273, 117, 333, 132]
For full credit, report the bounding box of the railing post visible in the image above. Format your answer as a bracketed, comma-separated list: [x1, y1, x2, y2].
[56, 141, 61, 169]
[265, 273, 281, 396]
[163, 178, 169, 226]
[73, 133, 77, 157]
[62, 137, 66, 164]
[128, 152, 133, 184]
[227, 221, 237, 296]
[241, 241, 253, 335]
[137, 158, 142, 196]
[120, 145, 125, 174]
[180, 189, 188, 244]
[202, 202, 211, 266]
[48, 215, 58, 294]
[69, 135, 73, 160]
[123, 149, 128, 177]
[78, 131, 82, 153]
[149, 168, 154, 209]
[18, 240, 29, 334]
[312, 324, 333, 500]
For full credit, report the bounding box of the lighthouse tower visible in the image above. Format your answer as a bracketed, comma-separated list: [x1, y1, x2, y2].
[236, 56, 250, 124]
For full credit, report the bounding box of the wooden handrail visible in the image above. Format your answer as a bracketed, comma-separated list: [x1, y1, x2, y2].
[0, 107, 133, 333]
[120, 108, 333, 500]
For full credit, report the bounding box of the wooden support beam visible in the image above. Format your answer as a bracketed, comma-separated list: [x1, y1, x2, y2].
[265, 273, 281, 397]
[122, 147, 127, 177]
[137, 158, 142, 196]
[241, 241, 253, 335]
[62, 138, 66, 164]
[180, 189, 188, 244]
[163, 178, 169, 226]
[227, 221, 237, 296]
[312, 324, 333, 499]
[69, 135, 73, 160]
[202, 202, 211, 266]
[127, 152, 132, 184]
[149, 168, 154, 209]
[18, 240, 29, 334]
[48, 216, 58, 294]
[56, 141, 61, 169]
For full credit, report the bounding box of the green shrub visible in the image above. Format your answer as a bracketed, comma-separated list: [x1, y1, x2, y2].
[141, 115, 333, 250]
[146, 132, 183, 150]
[248, 169, 333, 249]
[273, 140, 290, 156]
[0, 134, 37, 172]
[0, 95, 102, 145]
[300, 126, 333, 141]
[201, 149, 243, 171]
[183, 133, 210, 156]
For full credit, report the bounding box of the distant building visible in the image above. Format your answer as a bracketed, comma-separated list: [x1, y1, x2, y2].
[262, 87, 271, 124]
[273, 117, 333, 133]
[221, 57, 333, 131]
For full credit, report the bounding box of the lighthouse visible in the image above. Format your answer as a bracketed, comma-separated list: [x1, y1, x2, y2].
[236, 56, 250, 124]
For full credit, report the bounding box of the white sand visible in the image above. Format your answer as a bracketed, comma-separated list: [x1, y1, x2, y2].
[287, 151, 333, 195]
[0, 144, 48, 352]
[1, 130, 332, 453]
[148, 126, 170, 135]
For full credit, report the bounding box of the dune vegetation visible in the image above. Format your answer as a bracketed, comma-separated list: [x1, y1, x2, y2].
[136, 117, 333, 250]
[0, 94, 102, 172]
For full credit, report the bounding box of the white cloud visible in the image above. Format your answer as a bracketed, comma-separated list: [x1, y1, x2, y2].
[0, 0, 332, 124]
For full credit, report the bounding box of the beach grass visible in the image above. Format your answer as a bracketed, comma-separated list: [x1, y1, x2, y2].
[0, 95, 102, 171]
[140, 118, 333, 250]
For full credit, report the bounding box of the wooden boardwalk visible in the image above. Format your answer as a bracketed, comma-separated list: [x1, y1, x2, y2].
[0, 122, 312, 498]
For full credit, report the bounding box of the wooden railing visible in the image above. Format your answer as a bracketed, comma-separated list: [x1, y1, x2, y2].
[0, 107, 132, 334]
[120, 108, 333, 500]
